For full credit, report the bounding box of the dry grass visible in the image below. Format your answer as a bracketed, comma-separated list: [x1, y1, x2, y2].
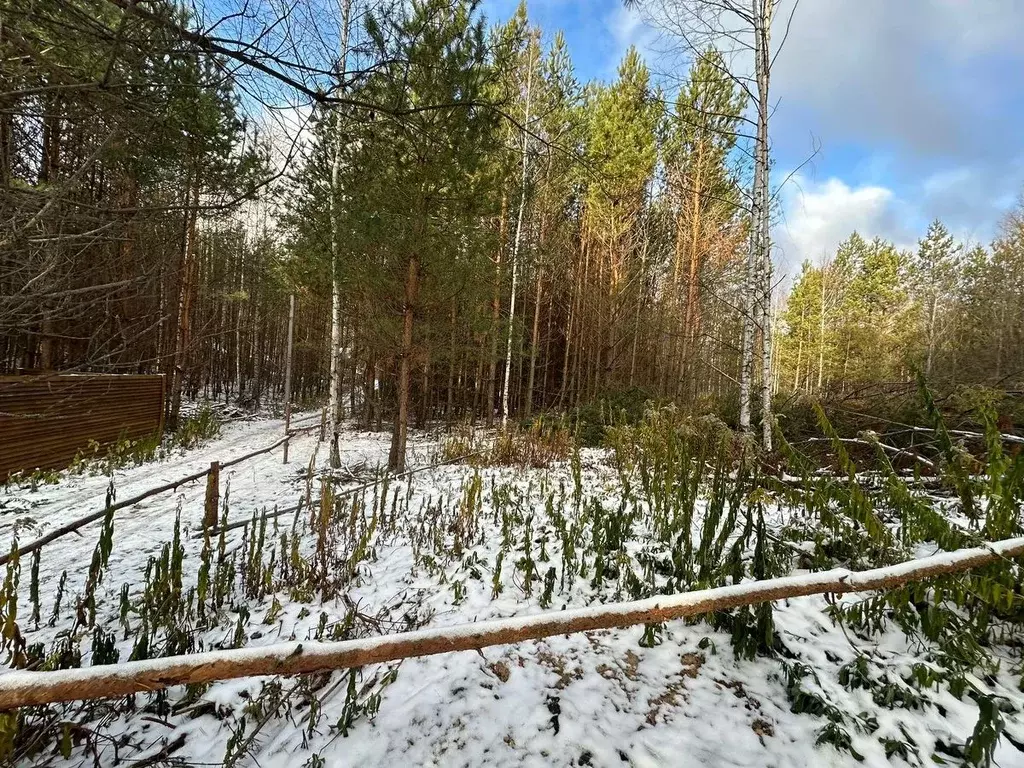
[435, 419, 574, 469]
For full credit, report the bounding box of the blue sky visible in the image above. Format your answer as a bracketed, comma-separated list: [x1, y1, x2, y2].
[479, 0, 1024, 279]
[481, 0, 639, 81]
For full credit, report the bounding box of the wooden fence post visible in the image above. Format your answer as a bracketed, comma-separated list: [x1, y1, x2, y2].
[283, 293, 295, 464]
[203, 461, 220, 532]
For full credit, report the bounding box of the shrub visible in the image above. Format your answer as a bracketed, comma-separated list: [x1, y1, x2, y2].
[172, 404, 221, 450]
[434, 422, 481, 464]
[567, 387, 657, 447]
[488, 419, 573, 468]
[434, 418, 574, 469]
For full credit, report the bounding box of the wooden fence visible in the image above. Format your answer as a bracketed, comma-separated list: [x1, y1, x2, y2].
[0, 373, 164, 481]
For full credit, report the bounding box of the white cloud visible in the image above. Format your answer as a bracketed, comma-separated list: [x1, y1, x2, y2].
[602, 4, 660, 78]
[775, 176, 916, 279]
[775, 165, 1023, 284]
[606, 4, 642, 48]
[772, 0, 1024, 159]
[259, 103, 313, 172]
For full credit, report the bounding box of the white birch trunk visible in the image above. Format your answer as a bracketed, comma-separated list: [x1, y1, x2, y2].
[283, 293, 296, 463]
[737, 178, 758, 434]
[501, 43, 534, 425]
[755, 0, 774, 450]
[328, 0, 353, 467]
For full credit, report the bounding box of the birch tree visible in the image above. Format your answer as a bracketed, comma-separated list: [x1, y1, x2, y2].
[627, 0, 792, 449]
[501, 32, 538, 425]
[328, 0, 354, 468]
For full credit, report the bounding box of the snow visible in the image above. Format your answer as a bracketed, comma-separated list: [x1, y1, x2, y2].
[9, 533, 1023, 703]
[2, 415, 1023, 767]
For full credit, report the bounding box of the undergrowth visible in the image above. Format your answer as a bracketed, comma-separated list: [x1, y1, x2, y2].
[435, 418, 573, 468]
[2, 389, 1023, 765]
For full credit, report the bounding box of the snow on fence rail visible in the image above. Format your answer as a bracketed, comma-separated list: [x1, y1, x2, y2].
[0, 426, 319, 568]
[1, 536, 1021, 710]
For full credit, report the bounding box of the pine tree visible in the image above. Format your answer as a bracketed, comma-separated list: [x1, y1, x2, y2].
[579, 47, 661, 396]
[524, 30, 583, 416]
[346, 0, 500, 471]
[912, 219, 961, 378]
[663, 49, 745, 397]
[778, 260, 822, 393]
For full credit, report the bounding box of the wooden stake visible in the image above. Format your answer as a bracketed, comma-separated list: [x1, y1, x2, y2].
[283, 293, 296, 464]
[203, 461, 220, 532]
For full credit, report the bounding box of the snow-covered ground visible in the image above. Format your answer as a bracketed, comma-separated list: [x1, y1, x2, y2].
[2, 416, 1022, 767]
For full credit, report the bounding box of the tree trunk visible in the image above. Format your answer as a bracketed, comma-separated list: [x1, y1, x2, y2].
[501, 44, 534, 425]
[559, 226, 582, 408]
[7, 536, 1023, 709]
[328, 0, 353, 467]
[817, 268, 826, 391]
[681, 144, 705, 395]
[486, 192, 507, 426]
[283, 294, 296, 462]
[524, 267, 543, 417]
[168, 181, 199, 430]
[389, 254, 419, 472]
[738, 0, 774, 449]
[925, 293, 937, 377]
[756, 0, 774, 451]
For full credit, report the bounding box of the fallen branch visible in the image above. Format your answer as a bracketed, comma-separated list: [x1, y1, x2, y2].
[131, 733, 187, 768]
[800, 436, 936, 468]
[1, 536, 1021, 709]
[0, 426, 318, 567]
[908, 425, 1024, 445]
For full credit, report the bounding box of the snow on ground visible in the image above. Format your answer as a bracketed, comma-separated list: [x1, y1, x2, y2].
[2, 416, 1023, 767]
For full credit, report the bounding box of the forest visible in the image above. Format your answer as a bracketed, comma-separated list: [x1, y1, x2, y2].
[5, 0, 1024, 458]
[2, 0, 1024, 765]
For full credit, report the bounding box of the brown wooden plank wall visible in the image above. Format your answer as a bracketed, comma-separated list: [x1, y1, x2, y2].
[0, 374, 165, 481]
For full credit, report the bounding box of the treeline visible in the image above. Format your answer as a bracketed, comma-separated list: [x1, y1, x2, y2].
[4, 0, 1022, 467]
[0, 0, 321, 428]
[777, 211, 1024, 395]
[285, 0, 754, 468]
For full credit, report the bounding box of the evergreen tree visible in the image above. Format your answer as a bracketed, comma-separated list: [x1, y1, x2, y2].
[344, 0, 500, 470]
[911, 219, 961, 378]
[662, 48, 745, 396]
[579, 47, 661, 395]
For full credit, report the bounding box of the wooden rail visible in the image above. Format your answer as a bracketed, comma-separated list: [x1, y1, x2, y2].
[0, 426, 318, 567]
[0, 536, 1021, 709]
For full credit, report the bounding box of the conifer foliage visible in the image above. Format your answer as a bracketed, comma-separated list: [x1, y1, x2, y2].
[4, 0, 1024, 462]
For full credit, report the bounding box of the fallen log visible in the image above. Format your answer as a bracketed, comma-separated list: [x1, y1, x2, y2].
[799, 436, 936, 468]
[909, 425, 1024, 445]
[1, 535, 1021, 709]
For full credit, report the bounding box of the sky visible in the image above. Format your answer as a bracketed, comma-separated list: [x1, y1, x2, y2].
[479, 0, 1024, 281]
